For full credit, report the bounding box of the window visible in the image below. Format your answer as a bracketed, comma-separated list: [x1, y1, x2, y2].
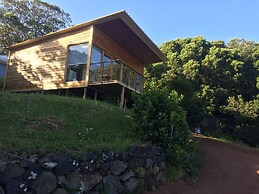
[102, 53, 112, 81]
[66, 44, 88, 82]
[90, 45, 102, 82]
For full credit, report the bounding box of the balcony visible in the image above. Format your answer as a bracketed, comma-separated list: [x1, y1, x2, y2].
[88, 60, 144, 93]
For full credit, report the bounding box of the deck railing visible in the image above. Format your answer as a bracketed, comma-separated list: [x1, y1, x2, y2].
[89, 60, 144, 93]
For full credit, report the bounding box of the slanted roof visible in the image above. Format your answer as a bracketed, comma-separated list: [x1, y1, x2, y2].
[9, 11, 167, 64]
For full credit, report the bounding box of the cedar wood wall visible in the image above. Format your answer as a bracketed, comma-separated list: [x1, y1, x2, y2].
[4, 25, 144, 92]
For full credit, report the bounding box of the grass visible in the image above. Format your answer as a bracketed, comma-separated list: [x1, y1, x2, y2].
[0, 92, 140, 157]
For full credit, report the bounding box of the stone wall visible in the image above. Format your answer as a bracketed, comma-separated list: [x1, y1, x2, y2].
[0, 143, 166, 194]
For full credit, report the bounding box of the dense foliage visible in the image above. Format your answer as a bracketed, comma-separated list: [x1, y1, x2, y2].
[146, 37, 259, 146]
[0, 0, 71, 54]
[133, 88, 200, 176]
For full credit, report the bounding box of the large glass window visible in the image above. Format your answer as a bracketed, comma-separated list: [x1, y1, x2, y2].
[90, 46, 102, 82]
[102, 53, 112, 81]
[136, 73, 143, 92]
[66, 44, 88, 82]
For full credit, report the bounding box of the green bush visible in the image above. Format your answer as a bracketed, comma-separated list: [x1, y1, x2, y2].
[133, 88, 200, 177]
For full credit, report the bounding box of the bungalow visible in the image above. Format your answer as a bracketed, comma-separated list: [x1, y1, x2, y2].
[4, 11, 167, 106]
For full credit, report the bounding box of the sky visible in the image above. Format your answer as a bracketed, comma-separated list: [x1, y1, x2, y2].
[45, 0, 259, 46]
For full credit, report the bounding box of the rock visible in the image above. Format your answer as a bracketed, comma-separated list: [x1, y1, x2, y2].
[23, 166, 41, 181]
[145, 158, 153, 169]
[124, 177, 139, 193]
[153, 156, 161, 165]
[58, 175, 68, 188]
[38, 156, 57, 170]
[156, 171, 166, 183]
[0, 160, 6, 172]
[53, 188, 69, 194]
[67, 170, 81, 190]
[0, 163, 25, 183]
[141, 144, 153, 157]
[33, 171, 57, 194]
[138, 158, 145, 167]
[29, 155, 39, 163]
[67, 170, 102, 192]
[102, 151, 114, 162]
[81, 160, 96, 173]
[151, 166, 160, 175]
[53, 156, 80, 176]
[110, 160, 127, 175]
[20, 158, 34, 168]
[127, 158, 138, 169]
[79, 171, 102, 192]
[159, 161, 166, 170]
[84, 152, 98, 161]
[103, 175, 125, 194]
[5, 179, 27, 194]
[127, 146, 141, 158]
[99, 162, 111, 176]
[119, 169, 135, 182]
[0, 186, 4, 194]
[151, 146, 161, 155]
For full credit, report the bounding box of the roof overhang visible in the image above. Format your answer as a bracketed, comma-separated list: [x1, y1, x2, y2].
[9, 11, 167, 64]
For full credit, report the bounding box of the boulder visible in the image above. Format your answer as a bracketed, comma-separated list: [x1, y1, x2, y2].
[5, 179, 27, 194]
[58, 175, 68, 188]
[0, 187, 4, 194]
[38, 156, 57, 170]
[53, 156, 79, 176]
[67, 170, 102, 193]
[99, 162, 111, 176]
[145, 158, 153, 169]
[84, 152, 98, 162]
[19, 158, 34, 168]
[0, 160, 6, 172]
[103, 175, 125, 194]
[79, 171, 102, 192]
[33, 171, 57, 194]
[110, 160, 127, 175]
[23, 166, 41, 181]
[124, 177, 139, 193]
[0, 163, 25, 183]
[119, 169, 135, 182]
[53, 188, 69, 194]
[67, 170, 81, 190]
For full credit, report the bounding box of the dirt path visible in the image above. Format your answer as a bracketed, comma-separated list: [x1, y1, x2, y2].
[147, 136, 259, 194]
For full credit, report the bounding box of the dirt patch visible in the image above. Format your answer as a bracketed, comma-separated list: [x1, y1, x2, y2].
[147, 136, 259, 194]
[26, 116, 63, 130]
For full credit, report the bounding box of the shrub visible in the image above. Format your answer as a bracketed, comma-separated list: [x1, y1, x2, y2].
[133, 88, 200, 176]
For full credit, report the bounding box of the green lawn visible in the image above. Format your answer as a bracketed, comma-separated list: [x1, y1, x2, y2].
[0, 92, 139, 157]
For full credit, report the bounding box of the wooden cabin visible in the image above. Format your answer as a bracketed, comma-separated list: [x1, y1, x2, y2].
[4, 11, 167, 106]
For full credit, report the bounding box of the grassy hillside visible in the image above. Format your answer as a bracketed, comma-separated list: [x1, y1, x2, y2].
[0, 92, 139, 157]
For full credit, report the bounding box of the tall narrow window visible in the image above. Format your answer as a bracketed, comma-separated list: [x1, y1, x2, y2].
[90, 45, 102, 82]
[66, 44, 88, 82]
[102, 53, 112, 81]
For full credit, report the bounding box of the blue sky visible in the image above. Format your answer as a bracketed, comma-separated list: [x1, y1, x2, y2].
[45, 0, 259, 46]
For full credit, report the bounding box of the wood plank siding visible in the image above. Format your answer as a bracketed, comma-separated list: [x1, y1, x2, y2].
[5, 27, 91, 92]
[93, 27, 143, 75]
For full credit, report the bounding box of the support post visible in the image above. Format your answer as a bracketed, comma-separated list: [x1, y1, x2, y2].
[83, 87, 87, 99]
[120, 86, 125, 109]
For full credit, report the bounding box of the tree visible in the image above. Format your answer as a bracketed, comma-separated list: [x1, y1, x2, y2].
[0, 0, 71, 54]
[146, 36, 259, 145]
